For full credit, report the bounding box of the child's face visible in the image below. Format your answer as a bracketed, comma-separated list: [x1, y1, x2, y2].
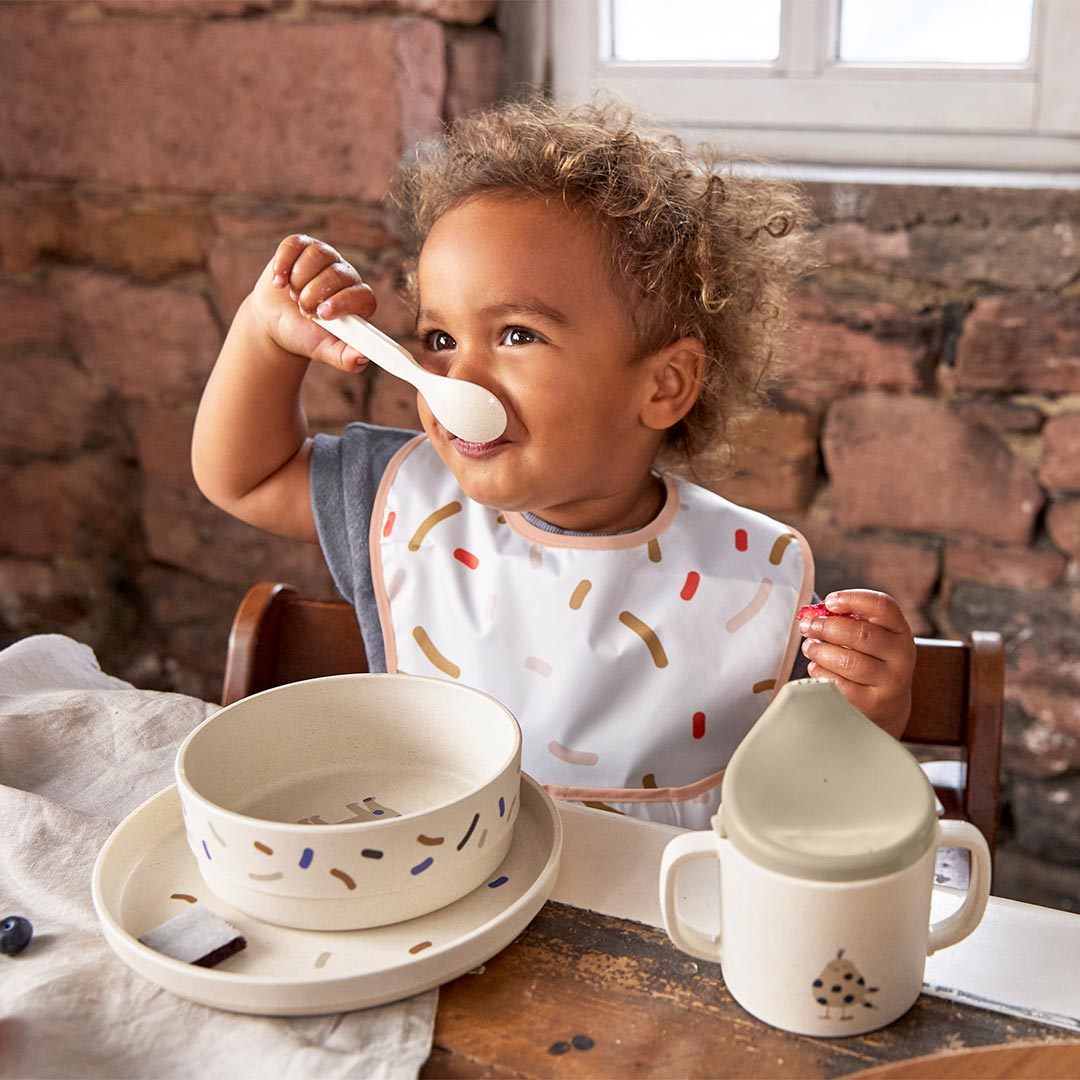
[414, 194, 665, 532]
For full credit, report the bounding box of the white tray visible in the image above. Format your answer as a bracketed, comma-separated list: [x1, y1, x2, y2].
[92, 774, 561, 1016]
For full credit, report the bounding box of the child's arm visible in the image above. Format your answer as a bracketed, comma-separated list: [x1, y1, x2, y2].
[797, 590, 916, 739]
[192, 235, 376, 542]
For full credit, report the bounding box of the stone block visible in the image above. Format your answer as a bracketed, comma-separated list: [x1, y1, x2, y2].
[814, 222, 911, 270]
[210, 200, 324, 243]
[143, 482, 334, 594]
[0, 9, 444, 200]
[1047, 498, 1080, 560]
[314, 0, 496, 23]
[99, 0, 279, 13]
[955, 294, 1080, 394]
[1004, 679, 1080, 779]
[1040, 412, 1080, 492]
[907, 224, 1079, 291]
[810, 184, 1080, 291]
[787, 516, 939, 635]
[365, 366, 422, 431]
[207, 240, 269, 325]
[0, 348, 107, 455]
[1, 452, 134, 560]
[360, 257, 417, 339]
[53, 268, 222, 405]
[784, 320, 932, 406]
[0, 282, 65, 350]
[675, 408, 820, 517]
[942, 539, 1066, 595]
[804, 181, 1080, 232]
[129, 403, 198, 488]
[320, 206, 398, 254]
[0, 558, 90, 635]
[394, 16, 451, 149]
[952, 399, 1044, 435]
[58, 191, 213, 282]
[822, 395, 1043, 544]
[992, 846, 1080, 914]
[446, 29, 503, 120]
[946, 581, 1080, 687]
[0, 184, 66, 273]
[1010, 773, 1080, 864]
[781, 283, 934, 406]
[136, 565, 247, 701]
[303, 364, 367, 429]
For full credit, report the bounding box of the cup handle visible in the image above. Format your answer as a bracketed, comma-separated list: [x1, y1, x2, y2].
[927, 819, 992, 956]
[659, 831, 723, 963]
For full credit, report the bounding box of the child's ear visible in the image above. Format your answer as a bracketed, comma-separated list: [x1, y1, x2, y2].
[639, 336, 706, 432]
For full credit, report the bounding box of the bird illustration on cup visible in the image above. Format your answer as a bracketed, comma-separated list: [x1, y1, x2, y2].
[812, 949, 879, 1020]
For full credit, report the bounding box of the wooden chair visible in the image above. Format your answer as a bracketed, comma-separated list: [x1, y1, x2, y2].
[222, 581, 1005, 858]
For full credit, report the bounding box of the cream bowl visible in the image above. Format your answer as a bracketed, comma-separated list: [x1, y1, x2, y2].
[175, 673, 522, 930]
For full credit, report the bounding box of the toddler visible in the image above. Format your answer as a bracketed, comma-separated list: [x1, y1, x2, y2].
[193, 99, 915, 828]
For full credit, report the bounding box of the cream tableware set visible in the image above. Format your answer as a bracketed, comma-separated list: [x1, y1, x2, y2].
[93, 674, 563, 1015]
[94, 664, 991, 1032]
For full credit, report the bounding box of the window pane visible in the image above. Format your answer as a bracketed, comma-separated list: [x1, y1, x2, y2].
[839, 0, 1034, 64]
[611, 0, 781, 62]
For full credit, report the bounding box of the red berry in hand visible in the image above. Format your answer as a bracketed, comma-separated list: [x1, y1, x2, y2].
[797, 602, 861, 622]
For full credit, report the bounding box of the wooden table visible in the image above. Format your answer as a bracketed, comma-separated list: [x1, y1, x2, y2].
[416, 799, 1080, 1078]
[423, 902, 1076, 1078]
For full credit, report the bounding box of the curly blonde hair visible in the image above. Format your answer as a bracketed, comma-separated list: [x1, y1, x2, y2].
[392, 97, 811, 459]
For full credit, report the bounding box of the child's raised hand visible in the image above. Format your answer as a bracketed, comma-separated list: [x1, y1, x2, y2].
[798, 590, 916, 738]
[250, 234, 377, 373]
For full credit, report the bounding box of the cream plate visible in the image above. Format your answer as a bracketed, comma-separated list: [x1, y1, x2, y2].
[92, 774, 561, 1016]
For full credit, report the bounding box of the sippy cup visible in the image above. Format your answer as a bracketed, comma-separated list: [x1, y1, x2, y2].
[659, 678, 991, 1037]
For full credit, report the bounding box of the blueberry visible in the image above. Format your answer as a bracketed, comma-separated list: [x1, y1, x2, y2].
[0, 915, 33, 956]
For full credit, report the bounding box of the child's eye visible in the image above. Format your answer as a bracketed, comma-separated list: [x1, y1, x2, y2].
[423, 330, 455, 351]
[501, 326, 538, 346]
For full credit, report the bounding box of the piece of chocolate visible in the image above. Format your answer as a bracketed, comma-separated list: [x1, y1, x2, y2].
[138, 905, 247, 968]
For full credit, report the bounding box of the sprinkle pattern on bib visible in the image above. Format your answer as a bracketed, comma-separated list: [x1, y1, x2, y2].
[371, 437, 811, 829]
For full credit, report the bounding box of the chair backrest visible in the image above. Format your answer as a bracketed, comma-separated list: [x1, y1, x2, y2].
[222, 582, 1004, 857]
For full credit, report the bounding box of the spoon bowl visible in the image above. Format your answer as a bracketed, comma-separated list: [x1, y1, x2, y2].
[314, 314, 507, 444]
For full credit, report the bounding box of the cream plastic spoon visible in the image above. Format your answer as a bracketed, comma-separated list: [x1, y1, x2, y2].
[314, 313, 507, 443]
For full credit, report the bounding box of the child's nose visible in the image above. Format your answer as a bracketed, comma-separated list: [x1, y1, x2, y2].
[443, 344, 496, 391]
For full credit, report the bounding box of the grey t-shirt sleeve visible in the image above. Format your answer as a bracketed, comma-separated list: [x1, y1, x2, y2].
[309, 422, 418, 673]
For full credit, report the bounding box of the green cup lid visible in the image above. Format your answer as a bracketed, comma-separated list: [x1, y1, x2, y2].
[719, 679, 938, 882]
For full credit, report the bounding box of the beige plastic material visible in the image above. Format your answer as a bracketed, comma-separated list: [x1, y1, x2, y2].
[92, 776, 561, 1016]
[720, 678, 938, 882]
[314, 314, 507, 443]
[175, 673, 521, 930]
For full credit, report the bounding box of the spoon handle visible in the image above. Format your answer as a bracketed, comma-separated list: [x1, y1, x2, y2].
[313, 314, 427, 387]
[314, 312, 508, 443]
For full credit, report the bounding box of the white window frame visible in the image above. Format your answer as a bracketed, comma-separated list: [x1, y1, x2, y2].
[550, 0, 1080, 174]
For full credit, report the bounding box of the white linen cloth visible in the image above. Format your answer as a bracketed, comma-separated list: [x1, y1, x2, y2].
[0, 634, 437, 1080]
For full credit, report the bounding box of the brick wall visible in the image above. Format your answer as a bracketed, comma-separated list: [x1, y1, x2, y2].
[703, 183, 1080, 911]
[2, 1, 1078, 909]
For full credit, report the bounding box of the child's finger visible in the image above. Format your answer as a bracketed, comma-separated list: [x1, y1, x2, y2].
[822, 590, 912, 633]
[299, 271, 374, 317]
[804, 663, 880, 719]
[313, 282, 378, 321]
[287, 240, 350, 299]
[801, 638, 885, 688]
[269, 234, 318, 287]
[311, 336, 371, 374]
[798, 611, 901, 665]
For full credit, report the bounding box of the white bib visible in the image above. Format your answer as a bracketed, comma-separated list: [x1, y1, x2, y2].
[371, 437, 813, 828]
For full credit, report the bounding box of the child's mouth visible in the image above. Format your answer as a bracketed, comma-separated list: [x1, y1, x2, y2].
[451, 436, 510, 459]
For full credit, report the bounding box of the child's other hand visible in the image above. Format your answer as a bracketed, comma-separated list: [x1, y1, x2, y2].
[798, 590, 915, 739]
[251, 234, 378, 372]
